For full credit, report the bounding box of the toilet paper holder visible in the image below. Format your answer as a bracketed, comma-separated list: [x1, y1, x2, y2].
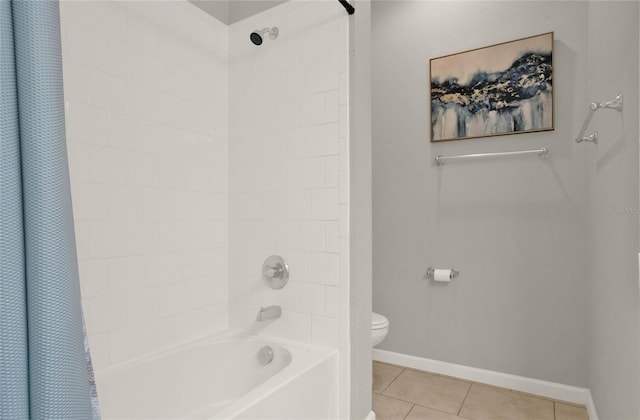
[426, 267, 460, 281]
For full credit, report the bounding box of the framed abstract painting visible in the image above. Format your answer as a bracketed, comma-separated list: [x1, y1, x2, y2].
[430, 32, 554, 142]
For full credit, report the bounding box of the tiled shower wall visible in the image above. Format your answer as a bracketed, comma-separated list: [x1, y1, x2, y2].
[60, 1, 229, 371]
[227, 1, 350, 414]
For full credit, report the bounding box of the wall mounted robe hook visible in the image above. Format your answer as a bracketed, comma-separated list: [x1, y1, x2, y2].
[575, 93, 624, 144]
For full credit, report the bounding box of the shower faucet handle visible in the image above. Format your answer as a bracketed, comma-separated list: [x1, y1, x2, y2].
[262, 255, 289, 289]
[263, 264, 284, 278]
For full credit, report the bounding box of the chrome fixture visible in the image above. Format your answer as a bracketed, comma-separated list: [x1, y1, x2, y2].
[257, 306, 281, 322]
[575, 93, 624, 144]
[435, 147, 551, 165]
[250, 27, 278, 46]
[262, 255, 289, 289]
[257, 346, 275, 365]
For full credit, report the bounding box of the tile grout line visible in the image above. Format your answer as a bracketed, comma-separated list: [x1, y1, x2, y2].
[457, 383, 473, 416]
[401, 404, 416, 420]
[380, 367, 405, 394]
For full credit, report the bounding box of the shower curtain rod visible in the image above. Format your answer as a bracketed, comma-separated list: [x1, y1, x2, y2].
[338, 0, 355, 15]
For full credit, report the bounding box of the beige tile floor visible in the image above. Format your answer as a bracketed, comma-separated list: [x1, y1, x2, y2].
[373, 362, 590, 420]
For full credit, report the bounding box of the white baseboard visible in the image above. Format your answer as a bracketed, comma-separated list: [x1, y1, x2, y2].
[364, 410, 376, 420]
[586, 390, 599, 420]
[373, 349, 589, 406]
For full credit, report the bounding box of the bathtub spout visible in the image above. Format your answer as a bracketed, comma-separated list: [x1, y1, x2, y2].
[257, 306, 281, 321]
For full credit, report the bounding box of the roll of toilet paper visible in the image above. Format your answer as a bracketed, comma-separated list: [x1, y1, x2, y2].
[433, 269, 452, 282]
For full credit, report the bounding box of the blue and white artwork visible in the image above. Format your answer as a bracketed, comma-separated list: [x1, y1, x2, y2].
[430, 33, 554, 142]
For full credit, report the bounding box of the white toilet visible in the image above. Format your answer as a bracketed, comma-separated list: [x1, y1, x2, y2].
[371, 312, 389, 347]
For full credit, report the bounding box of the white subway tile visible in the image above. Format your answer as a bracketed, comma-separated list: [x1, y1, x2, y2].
[66, 102, 109, 145]
[89, 293, 128, 333]
[127, 287, 160, 324]
[300, 221, 325, 252]
[174, 251, 199, 283]
[298, 93, 325, 127]
[261, 190, 287, 221]
[312, 315, 339, 347]
[286, 190, 313, 220]
[285, 127, 311, 159]
[285, 312, 312, 343]
[71, 182, 109, 221]
[274, 221, 300, 251]
[78, 259, 109, 298]
[312, 188, 339, 220]
[198, 304, 228, 336]
[324, 90, 339, 123]
[90, 2, 127, 43]
[144, 316, 175, 353]
[108, 112, 145, 152]
[325, 221, 339, 253]
[143, 122, 176, 158]
[299, 283, 325, 316]
[109, 323, 147, 366]
[311, 252, 339, 286]
[298, 157, 325, 189]
[143, 53, 174, 92]
[106, 40, 145, 83]
[285, 251, 311, 283]
[110, 256, 146, 293]
[309, 59, 339, 94]
[88, 147, 128, 185]
[311, 123, 339, 156]
[174, 310, 201, 344]
[273, 41, 300, 72]
[275, 159, 301, 190]
[146, 254, 175, 286]
[275, 282, 300, 312]
[324, 22, 342, 60]
[325, 156, 340, 188]
[300, 30, 326, 65]
[325, 286, 339, 318]
[126, 82, 159, 121]
[88, 69, 126, 112]
[62, 60, 90, 104]
[142, 188, 173, 220]
[108, 186, 144, 221]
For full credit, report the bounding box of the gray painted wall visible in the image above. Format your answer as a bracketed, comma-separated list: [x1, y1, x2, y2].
[372, 1, 591, 387]
[586, 2, 639, 418]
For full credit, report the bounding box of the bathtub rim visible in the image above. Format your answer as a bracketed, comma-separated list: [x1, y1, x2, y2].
[94, 328, 334, 377]
[93, 328, 338, 419]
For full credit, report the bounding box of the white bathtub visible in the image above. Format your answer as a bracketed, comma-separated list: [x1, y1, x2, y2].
[96, 330, 338, 419]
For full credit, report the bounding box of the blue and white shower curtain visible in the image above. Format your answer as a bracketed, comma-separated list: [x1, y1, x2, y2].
[1, 0, 99, 418]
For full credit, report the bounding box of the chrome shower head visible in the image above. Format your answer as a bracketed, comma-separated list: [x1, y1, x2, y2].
[250, 27, 279, 46]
